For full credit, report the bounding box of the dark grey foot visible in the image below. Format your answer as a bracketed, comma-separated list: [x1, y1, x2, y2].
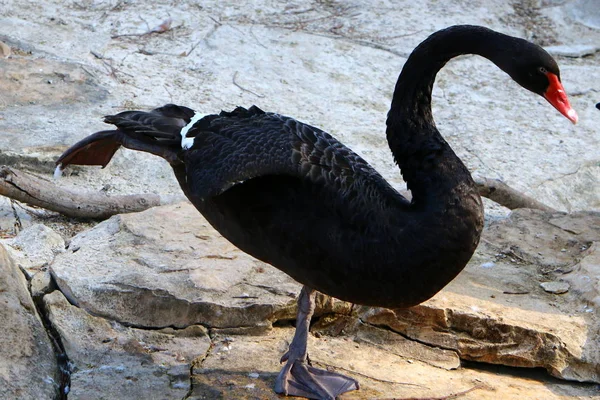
[275, 358, 359, 399]
[276, 286, 360, 399]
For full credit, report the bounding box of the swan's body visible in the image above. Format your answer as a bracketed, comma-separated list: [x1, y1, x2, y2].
[56, 26, 576, 399]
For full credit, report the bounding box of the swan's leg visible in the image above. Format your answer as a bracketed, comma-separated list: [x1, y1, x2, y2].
[274, 286, 359, 399]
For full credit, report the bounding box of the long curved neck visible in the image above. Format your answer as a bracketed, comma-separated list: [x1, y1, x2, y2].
[386, 26, 513, 207]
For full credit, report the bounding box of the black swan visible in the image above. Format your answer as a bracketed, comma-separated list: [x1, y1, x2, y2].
[55, 25, 577, 399]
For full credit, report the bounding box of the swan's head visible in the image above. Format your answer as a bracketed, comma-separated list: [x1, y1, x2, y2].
[505, 42, 578, 124]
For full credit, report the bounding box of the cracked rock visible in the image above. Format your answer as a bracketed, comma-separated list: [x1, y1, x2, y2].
[189, 326, 598, 399]
[49, 203, 600, 393]
[361, 209, 600, 383]
[312, 315, 461, 370]
[44, 290, 211, 399]
[0, 244, 59, 398]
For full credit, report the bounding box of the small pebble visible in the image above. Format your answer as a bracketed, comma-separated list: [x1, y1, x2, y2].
[0, 41, 10, 58]
[540, 281, 570, 294]
[481, 261, 495, 268]
[248, 372, 259, 379]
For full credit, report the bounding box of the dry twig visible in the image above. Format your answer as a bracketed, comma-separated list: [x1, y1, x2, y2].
[232, 71, 265, 98]
[0, 166, 165, 219]
[474, 177, 556, 212]
[398, 177, 556, 211]
[111, 18, 173, 39]
[0, 164, 555, 221]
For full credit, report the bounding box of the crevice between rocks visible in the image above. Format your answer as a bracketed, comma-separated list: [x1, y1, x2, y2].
[21, 267, 72, 400]
[46, 274, 219, 399]
[354, 315, 458, 355]
[182, 330, 216, 400]
[34, 278, 598, 397]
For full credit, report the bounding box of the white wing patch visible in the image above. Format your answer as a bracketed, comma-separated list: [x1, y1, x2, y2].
[180, 112, 204, 149]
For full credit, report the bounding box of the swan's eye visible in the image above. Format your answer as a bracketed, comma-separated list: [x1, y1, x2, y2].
[538, 66, 548, 74]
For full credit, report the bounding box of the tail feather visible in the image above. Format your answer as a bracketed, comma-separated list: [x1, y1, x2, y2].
[56, 130, 122, 169]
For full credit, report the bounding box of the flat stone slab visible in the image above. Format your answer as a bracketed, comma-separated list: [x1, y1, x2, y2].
[540, 280, 570, 294]
[545, 44, 600, 57]
[190, 326, 598, 399]
[51, 202, 349, 330]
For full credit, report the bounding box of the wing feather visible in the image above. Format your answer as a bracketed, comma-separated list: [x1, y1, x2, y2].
[182, 107, 407, 210]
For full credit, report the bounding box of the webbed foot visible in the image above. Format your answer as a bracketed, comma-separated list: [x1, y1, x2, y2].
[275, 358, 359, 399]
[274, 286, 359, 399]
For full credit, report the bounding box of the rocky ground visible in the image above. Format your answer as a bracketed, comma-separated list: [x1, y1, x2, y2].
[1, 0, 599, 399]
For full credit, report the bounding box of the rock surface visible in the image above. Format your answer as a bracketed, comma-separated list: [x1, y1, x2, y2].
[191, 327, 599, 400]
[4, 223, 65, 275]
[49, 203, 600, 392]
[564, 242, 600, 308]
[361, 209, 600, 383]
[540, 280, 570, 294]
[569, 0, 600, 29]
[45, 290, 209, 399]
[0, 244, 59, 399]
[545, 43, 600, 57]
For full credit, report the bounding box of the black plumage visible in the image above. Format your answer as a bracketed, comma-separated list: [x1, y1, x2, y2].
[56, 25, 576, 399]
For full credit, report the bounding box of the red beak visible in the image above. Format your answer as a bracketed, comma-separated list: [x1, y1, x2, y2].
[543, 72, 578, 124]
